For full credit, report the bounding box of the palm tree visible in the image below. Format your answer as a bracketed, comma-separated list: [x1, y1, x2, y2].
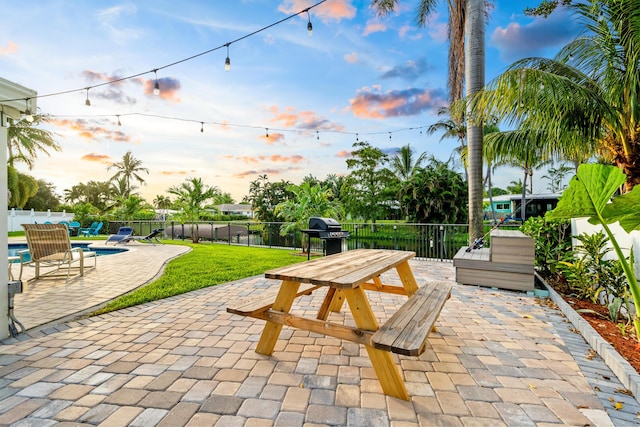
[275, 182, 344, 251]
[484, 131, 550, 221]
[107, 151, 149, 197]
[153, 195, 172, 221]
[7, 115, 60, 169]
[372, 0, 487, 240]
[168, 177, 220, 243]
[427, 104, 468, 181]
[506, 179, 525, 195]
[389, 144, 428, 181]
[474, 0, 640, 191]
[110, 177, 137, 199]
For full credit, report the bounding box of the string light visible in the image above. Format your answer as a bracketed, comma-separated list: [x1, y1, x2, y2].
[307, 10, 313, 37]
[389, 131, 392, 140]
[153, 69, 160, 95]
[224, 44, 231, 72]
[0, 0, 329, 104]
[51, 112, 432, 141]
[85, 88, 91, 106]
[200, 122, 204, 133]
[24, 98, 34, 123]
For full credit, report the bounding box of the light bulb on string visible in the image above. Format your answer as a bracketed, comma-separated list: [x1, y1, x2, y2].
[85, 88, 91, 107]
[306, 10, 313, 37]
[316, 131, 319, 140]
[200, 122, 204, 133]
[225, 44, 231, 72]
[356, 133, 359, 142]
[116, 115, 121, 126]
[389, 132, 392, 141]
[265, 128, 269, 138]
[153, 69, 160, 96]
[24, 98, 34, 123]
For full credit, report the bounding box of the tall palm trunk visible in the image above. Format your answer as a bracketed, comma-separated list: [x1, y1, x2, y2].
[465, 0, 485, 241]
[521, 169, 527, 222]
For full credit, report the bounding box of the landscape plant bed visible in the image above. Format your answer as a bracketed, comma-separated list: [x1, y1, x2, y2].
[539, 273, 640, 403]
[563, 295, 640, 374]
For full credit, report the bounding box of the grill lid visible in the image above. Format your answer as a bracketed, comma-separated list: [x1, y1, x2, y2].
[308, 217, 341, 231]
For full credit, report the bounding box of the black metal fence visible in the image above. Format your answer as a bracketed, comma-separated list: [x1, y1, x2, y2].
[118, 220, 473, 261]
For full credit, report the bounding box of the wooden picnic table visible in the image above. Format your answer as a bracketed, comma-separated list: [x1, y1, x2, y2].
[226, 249, 452, 400]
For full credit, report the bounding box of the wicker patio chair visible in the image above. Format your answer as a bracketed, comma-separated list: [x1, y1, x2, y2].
[20, 223, 97, 282]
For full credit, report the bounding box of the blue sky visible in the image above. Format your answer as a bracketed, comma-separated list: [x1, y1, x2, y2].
[0, 1, 580, 203]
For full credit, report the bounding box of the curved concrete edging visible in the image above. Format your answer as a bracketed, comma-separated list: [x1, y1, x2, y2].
[538, 272, 640, 404]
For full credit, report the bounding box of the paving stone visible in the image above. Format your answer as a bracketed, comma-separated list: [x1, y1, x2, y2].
[274, 411, 305, 427]
[309, 388, 335, 405]
[346, 408, 390, 427]
[237, 398, 281, 419]
[139, 390, 183, 409]
[157, 402, 200, 427]
[145, 371, 182, 391]
[305, 404, 347, 425]
[16, 381, 64, 398]
[104, 388, 149, 405]
[96, 406, 144, 427]
[78, 403, 119, 424]
[200, 395, 243, 415]
[236, 376, 267, 398]
[129, 408, 169, 427]
[493, 402, 536, 427]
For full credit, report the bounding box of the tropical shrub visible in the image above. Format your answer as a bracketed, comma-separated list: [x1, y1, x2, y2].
[520, 216, 572, 278]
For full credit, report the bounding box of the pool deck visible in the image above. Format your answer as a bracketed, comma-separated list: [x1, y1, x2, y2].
[2, 241, 640, 426]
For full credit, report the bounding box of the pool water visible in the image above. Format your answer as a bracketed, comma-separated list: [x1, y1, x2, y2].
[9, 243, 126, 262]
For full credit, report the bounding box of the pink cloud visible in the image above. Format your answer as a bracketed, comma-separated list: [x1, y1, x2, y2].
[143, 77, 181, 103]
[51, 118, 133, 143]
[81, 153, 111, 163]
[0, 41, 18, 55]
[363, 21, 386, 36]
[233, 166, 302, 179]
[348, 86, 447, 119]
[336, 150, 351, 158]
[260, 132, 286, 144]
[344, 52, 359, 64]
[267, 105, 345, 132]
[159, 170, 190, 175]
[278, 0, 355, 23]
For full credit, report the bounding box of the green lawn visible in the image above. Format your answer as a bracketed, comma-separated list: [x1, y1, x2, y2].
[94, 242, 311, 314]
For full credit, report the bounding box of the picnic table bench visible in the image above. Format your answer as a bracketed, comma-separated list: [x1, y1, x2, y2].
[226, 249, 452, 400]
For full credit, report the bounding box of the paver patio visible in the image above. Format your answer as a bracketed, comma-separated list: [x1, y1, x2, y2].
[2, 242, 640, 426]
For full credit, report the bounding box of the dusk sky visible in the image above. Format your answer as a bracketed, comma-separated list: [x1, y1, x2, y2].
[0, 1, 580, 203]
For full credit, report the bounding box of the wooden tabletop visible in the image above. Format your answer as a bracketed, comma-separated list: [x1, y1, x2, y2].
[265, 249, 415, 289]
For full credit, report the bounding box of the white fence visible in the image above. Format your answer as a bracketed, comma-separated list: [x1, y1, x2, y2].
[572, 218, 640, 276]
[7, 209, 73, 232]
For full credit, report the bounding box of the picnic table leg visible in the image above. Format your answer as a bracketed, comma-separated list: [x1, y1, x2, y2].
[317, 289, 346, 321]
[342, 286, 409, 401]
[255, 280, 301, 356]
[396, 261, 419, 297]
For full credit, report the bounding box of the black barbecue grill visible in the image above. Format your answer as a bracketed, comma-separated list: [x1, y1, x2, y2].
[302, 217, 350, 259]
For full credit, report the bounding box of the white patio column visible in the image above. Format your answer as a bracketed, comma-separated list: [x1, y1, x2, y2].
[1, 77, 37, 340]
[0, 119, 8, 339]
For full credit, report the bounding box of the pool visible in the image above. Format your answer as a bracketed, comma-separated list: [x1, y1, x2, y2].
[8, 243, 127, 262]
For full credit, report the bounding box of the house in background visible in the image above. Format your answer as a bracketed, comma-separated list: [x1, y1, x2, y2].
[214, 204, 254, 219]
[484, 193, 561, 221]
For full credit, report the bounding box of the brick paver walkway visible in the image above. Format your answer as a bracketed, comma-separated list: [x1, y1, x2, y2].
[2, 248, 640, 426]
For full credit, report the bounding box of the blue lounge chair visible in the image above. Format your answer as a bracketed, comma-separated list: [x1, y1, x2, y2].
[105, 227, 134, 245]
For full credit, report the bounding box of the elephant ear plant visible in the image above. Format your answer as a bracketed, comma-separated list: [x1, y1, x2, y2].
[547, 164, 640, 340]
